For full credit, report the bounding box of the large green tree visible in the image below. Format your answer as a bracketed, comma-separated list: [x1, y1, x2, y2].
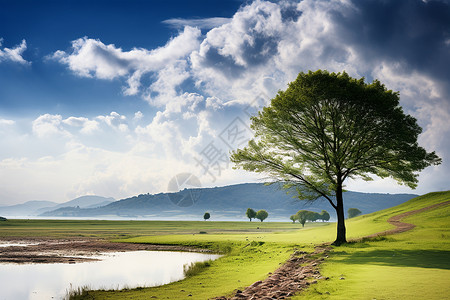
[231, 70, 441, 245]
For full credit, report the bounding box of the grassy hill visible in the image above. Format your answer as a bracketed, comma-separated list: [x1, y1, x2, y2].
[296, 191, 450, 299]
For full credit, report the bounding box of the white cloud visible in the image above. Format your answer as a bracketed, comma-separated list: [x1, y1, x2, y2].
[162, 17, 231, 29]
[3, 0, 447, 205]
[0, 119, 15, 126]
[62, 116, 100, 135]
[133, 111, 143, 121]
[32, 114, 71, 138]
[51, 26, 201, 95]
[96, 112, 128, 132]
[0, 39, 29, 64]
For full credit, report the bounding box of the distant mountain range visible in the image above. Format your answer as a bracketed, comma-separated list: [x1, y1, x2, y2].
[31, 183, 418, 221]
[0, 196, 115, 217]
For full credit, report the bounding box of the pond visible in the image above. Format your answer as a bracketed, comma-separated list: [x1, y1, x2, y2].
[0, 250, 221, 300]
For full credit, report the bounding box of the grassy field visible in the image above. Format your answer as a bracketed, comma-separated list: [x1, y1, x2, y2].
[1, 191, 449, 299]
[0, 219, 319, 239]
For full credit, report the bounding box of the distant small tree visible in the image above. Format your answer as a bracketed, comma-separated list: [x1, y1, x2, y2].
[320, 210, 330, 222]
[246, 208, 257, 222]
[0, 216, 7, 221]
[255, 210, 269, 222]
[306, 211, 321, 222]
[296, 210, 309, 227]
[290, 215, 297, 223]
[203, 212, 210, 221]
[348, 208, 362, 218]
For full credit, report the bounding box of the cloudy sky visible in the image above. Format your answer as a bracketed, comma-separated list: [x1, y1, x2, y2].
[0, 0, 449, 205]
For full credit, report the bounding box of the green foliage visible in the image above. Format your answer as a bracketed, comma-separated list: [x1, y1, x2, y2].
[0, 217, 7, 221]
[320, 210, 330, 222]
[290, 214, 297, 223]
[306, 211, 320, 222]
[231, 70, 441, 245]
[183, 260, 211, 278]
[296, 210, 309, 227]
[348, 208, 362, 218]
[295, 210, 321, 226]
[65, 285, 91, 300]
[203, 212, 211, 221]
[255, 209, 269, 222]
[246, 208, 257, 221]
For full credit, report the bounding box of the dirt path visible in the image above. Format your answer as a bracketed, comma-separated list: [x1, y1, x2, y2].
[215, 200, 450, 299]
[214, 246, 332, 300]
[364, 200, 450, 239]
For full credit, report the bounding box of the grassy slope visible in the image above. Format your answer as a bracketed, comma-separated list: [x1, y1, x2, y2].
[296, 191, 450, 300]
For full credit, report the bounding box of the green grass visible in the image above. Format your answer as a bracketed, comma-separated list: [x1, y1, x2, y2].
[76, 241, 302, 299]
[0, 219, 315, 239]
[295, 191, 450, 300]
[183, 260, 212, 278]
[1, 191, 449, 299]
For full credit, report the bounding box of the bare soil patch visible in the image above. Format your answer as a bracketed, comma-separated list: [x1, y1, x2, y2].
[0, 237, 211, 264]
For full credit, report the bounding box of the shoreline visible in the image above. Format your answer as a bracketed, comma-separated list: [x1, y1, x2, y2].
[0, 237, 212, 264]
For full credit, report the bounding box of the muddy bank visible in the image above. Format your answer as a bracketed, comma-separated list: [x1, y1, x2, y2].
[0, 237, 211, 264]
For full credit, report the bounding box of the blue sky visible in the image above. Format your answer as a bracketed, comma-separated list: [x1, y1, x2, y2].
[0, 0, 449, 205]
[0, 0, 243, 116]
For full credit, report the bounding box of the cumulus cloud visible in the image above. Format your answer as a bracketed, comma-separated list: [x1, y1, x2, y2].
[51, 26, 201, 95]
[62, 116, 100, 135]
[32, 114, 71, 138]
[96, 112, 129, 132]
[12, 0, 447, 204]
[0, 38, 29, 64]
[330, 0, 450, 87]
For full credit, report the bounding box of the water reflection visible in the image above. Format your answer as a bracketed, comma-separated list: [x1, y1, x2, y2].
[0, 250, 221, 300]
[0, 242, 39, 247]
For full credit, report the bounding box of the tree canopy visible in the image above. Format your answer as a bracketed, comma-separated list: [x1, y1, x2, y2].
[348, 208, 362, 218]
[255, 209, 268, 222]
[246, 208, 257, 221]
[296, 210, 309, 227]
[320, 210, 330, 222]
[203, 212, 210, 221]
[231, 70, 441, 245]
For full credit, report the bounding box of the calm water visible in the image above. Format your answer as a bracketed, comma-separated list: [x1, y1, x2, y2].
[0, 250, 221, 300]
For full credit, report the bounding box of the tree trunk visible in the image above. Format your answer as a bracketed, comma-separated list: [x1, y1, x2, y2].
[333, 183, 347, 245]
